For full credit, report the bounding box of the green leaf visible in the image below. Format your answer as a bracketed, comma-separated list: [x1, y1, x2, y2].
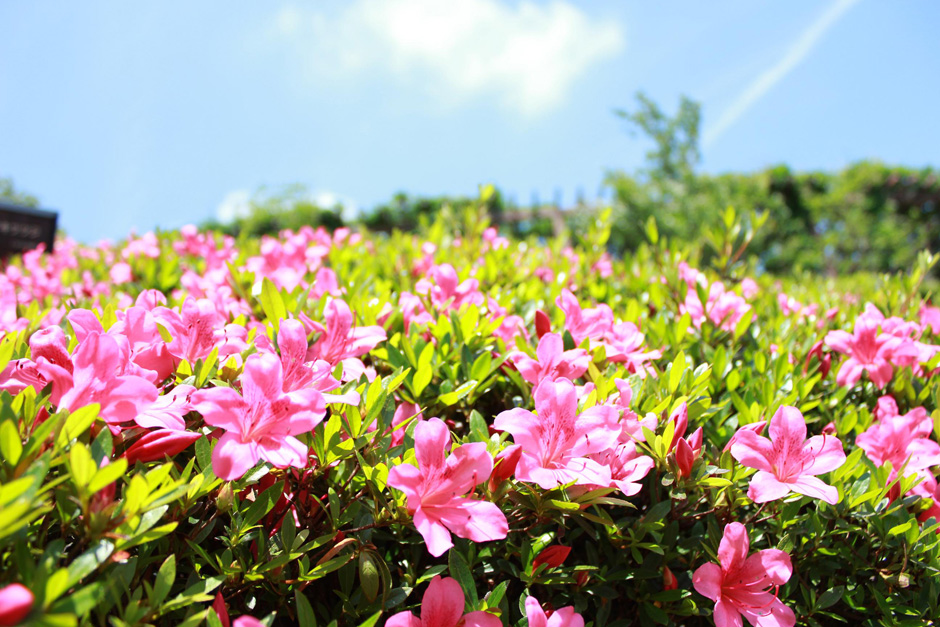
[358, 611, 382, 627]
[439, 380, 478, 406]
[448, 550, 478, 610]
[296, 589, 317, 627]
[56, 404, 100, 448]
[260, 278, 288, 331]
[413, 365, 433, 398]
[153, 554, 176, 607]
[0, 419, 22, 466]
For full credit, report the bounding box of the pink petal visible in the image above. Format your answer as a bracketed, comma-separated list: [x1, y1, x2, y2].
[718, 522, 750, 572]
[546, 606, 584, 627]
[525, 597, 549, 627]
[462, 611, 503, 627]
[441, 442, 493, 493]
[768, 406, 807, 455]
[433, 499, 508, 544]
[729, 431, 775, 473]
[492, 408, 542, 453]
[714, 599, 744, 627]
[212, 434, 259, 481]
[384, 611, 421, 627]
[789, 475, 839, 504]
[801, 435, 846, 475]
[387, 463, 422, 505]
[415, 418, 451, 473]
[747, 471, 793, 503]
[192, 387, 248, 433]
[414, 508, 453, 557]
[258, 435, 307, 470]
[241, 353, 285, 406]
[691, 562, 722, 601]
[419, 577, 464, 627]
[742, 598, 796, 627]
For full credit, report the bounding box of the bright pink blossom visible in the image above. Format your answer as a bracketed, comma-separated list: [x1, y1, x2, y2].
[58, 332, 159, 429]
[524, 596, 584, 627]
[603, 322, 661, 378]
[307, 299, 386, 381]
[825, 318, 917, 388]
[555, 289, 613, 345]
[415, 264, 485, 312]
[386, 576, 500, 627]
[493, 379, 620, 489]
[692, 522, 795, 627]
[509, 332, 590, 387]
[856, 402, 940, 486]
[386, 418, 507, 557]
[191, 353, 326, 481]
[730, 406, 846, 504]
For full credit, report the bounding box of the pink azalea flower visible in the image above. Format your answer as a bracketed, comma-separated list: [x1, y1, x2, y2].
[508, 333, 590, 388]
[307, 299, 386, 381]
[920, 304, 940, 336]
[524, 596, 584, 627]
[825, 318, 915, 388]
[555, 289, 614, 345]
[493, 379, 620, 490]
[386, 576, 500, 627]
[730, 406, 846, 504]
[58, 332, 159, 430]
[191, 353, 326, 481]
[588, 440, 654, 497]
[607, 379, 657, 443]
[692, 522, 795, 627]
[415, 264, 485, 312]
[386, 417, 507, 557]
[602, 322, 661, 378]
[681, 283, 753, 332]
[856, 403, 940, 485]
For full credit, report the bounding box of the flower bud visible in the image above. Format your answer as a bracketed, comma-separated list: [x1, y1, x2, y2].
[534, 310, 552, 339]
[211, 592, 231, 627]
[359, 552, 382, 602]
[216, 482, 235, 513]
[667, 402, 688, 452]
[532, 545, 571, 573]
[124, 430, 201, 465]
[0, 584, 33, 627]
[488, 445, 522, 492]
[663, 566, 678, 591]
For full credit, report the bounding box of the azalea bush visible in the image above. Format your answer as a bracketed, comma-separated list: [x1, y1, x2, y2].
[2, 197, 940, 627]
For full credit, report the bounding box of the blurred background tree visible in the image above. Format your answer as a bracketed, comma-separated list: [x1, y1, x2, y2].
[0, 175, 39, 208]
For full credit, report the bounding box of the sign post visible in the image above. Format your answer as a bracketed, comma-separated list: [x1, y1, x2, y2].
[0, 202, 58, 256]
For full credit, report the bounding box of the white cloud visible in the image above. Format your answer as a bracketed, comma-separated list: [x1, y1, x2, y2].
[215, 189, 252, 223]
[272, 0, 624, 116]
[703, 0, 862, 149]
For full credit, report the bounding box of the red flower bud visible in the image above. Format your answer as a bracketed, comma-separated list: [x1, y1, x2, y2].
[575, 571, 590, 588]
[663, 566, 678, 591]
[212, 592, 231, 627]
[0, 584, 33, 627]
[532, 545, 571, 572]
[535, 309, 552, 339]
[676, 438, 695, 479]
[123, 430, 201, 465]
[667, 402, 688, 452]
[488, 445, 522, 491]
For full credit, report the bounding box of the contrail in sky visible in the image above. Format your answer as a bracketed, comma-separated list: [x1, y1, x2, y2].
[703, 0, 862, 149]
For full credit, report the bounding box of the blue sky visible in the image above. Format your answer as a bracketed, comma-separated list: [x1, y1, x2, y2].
[1, 0, 938, 243]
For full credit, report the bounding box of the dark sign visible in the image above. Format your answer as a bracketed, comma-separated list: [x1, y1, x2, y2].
[0, 202, 58, 256]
